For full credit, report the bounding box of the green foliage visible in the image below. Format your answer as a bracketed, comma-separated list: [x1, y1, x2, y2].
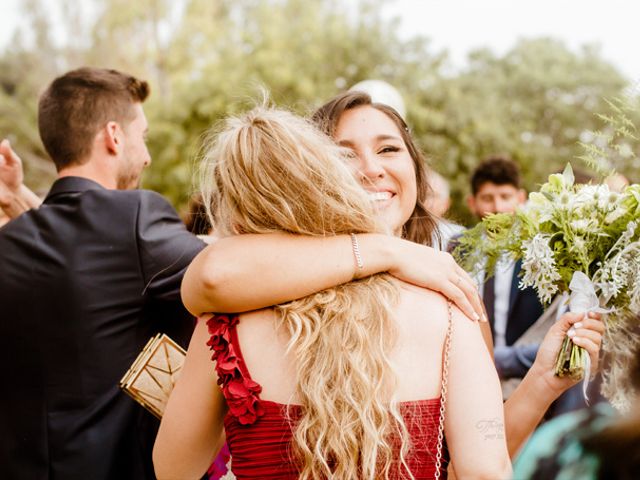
[0, 0, 637, 215]
[453, 212, 518, 277]
[577, 96, 640, 177]
[456, 163, 640, 306]
[412, 39, 636, 225]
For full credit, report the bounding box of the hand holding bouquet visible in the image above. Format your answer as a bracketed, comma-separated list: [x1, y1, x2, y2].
[455, 165, 640, 386]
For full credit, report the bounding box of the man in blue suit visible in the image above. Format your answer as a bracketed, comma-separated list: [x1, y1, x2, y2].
[466, 157, 545, 377]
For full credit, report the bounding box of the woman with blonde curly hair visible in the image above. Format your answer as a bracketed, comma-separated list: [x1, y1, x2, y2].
[153, 105, 511, 479]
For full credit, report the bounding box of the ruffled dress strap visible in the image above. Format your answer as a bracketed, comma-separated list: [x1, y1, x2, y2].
[205, 313, 265, 425]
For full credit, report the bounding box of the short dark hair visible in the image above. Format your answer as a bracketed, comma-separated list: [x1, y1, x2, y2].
[38, 67, 150, 171]
[471, 156, 521, 195]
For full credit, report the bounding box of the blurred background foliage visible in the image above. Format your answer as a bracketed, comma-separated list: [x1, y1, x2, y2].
[1, 0, 638, 224]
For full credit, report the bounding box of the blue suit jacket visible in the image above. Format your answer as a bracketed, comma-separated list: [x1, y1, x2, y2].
[498, 261, 545, 346]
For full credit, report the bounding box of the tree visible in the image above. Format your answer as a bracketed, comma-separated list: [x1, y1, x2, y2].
[407, 38, 636, 223]
[1, 0, 636, 222]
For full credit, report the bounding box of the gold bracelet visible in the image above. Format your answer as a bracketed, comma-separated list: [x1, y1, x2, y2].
[350, 233, 364, 269]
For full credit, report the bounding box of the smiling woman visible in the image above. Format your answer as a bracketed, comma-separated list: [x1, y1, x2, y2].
[333, 106, 418, 237]
[309, 91, 606, 453]
[312, 91, 438, 246]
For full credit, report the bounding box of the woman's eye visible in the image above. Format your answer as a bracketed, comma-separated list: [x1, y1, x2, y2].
[343, 149, 358, 160]
[379, 146, 400, 154]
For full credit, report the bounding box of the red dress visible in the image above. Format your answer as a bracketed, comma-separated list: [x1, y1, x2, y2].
[207, 313, 449, 479]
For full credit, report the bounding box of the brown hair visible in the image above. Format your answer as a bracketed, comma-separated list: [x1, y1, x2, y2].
[38, 67, 149, 171]
[183, 193, 212, 235]
[311, 91, 438, 246]
[470, 155, 521, 195]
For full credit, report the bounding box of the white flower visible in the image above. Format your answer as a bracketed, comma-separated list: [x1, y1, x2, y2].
[599, 191, 619, 212]
[557, 191, 575, 211]
[524, 192, 554, 223]
[605, 206, 627, 224]
[570, 236, 587, 254]
[593, 228, 640, 305]
[574, 184, 610, 209]
[541, 164, 575, 194]
[626, 221, 637, 237]
[570, 219, 596, 234]
[618, 221, 637, 247]
[519, 233, 562, 303]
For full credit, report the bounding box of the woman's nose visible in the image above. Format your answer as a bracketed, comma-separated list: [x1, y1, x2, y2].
[358, 150, 385, 181]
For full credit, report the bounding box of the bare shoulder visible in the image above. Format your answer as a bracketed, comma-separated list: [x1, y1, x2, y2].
[235, 308, 296, 401]
[236, 308, 289, 360]
[393, 280, 449, 338]
[393, 280, 479, 339]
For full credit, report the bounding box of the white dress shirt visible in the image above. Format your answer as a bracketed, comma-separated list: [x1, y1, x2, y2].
[493, 261, 516, 347]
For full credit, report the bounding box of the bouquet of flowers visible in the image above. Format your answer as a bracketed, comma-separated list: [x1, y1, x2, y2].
[455, 165, 640, 389]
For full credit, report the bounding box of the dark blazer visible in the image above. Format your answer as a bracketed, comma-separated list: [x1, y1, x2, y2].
[501, 261, 545, 346]
[0, 177, 205, 480]
[483, 260, 545, 346]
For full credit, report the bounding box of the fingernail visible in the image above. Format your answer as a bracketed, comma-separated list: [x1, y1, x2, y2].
[574, 322, 583, 329]
[474, 312, 481, 322]
[568, 327, 576, 337]
[572, 336, 581, 343]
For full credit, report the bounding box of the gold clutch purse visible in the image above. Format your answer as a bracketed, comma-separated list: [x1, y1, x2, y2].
[119, 333, 186, 418]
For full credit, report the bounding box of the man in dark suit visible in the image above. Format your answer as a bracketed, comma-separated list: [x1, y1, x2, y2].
[0, 68, 205, 480]
[466, 157, 545, 375]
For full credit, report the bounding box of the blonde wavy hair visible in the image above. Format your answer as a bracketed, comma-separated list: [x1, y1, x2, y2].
[200, 106, 413, 479]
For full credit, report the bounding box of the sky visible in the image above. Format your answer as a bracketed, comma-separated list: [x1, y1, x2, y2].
[382, 0, 640, 83]
[2, 0, 639, 83]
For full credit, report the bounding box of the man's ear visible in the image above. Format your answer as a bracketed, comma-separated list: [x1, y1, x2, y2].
[103, 121, 121, 155]
[517, 188, 527, 204]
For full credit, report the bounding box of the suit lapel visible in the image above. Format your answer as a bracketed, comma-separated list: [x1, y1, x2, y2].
[505, 260, 525, 345]
[483, 275, 496, 339]
[508, 260, 522, 317]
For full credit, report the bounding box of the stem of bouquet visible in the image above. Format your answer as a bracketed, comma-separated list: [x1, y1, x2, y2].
[554, 334, 586, 381]
[553, 271, 605, 399]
